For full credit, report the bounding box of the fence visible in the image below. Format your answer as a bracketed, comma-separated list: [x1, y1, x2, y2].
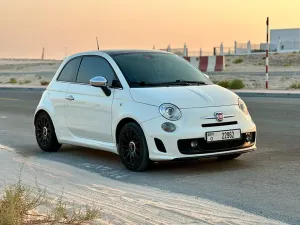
[189, 51, 214, 56]
[169, 48, 185, 56]
[156, 39, 300, 58]
[260, 43, 277, 52]
[233, 41, 274, 55]
[251, 44, 263, 52]
[222, 47, 235, 55]
[234, 40, 300, 54]
[235, 42, 248, 54]
[158, 44, 188, 56]
[236, 43, 247, 49]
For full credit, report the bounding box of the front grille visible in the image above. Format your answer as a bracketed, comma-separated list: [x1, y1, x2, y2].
[202, 121, 238, 127]
[178, 132, 256, 155]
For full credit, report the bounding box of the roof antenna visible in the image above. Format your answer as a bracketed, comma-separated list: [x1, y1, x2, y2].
[96, 36, 99, 50]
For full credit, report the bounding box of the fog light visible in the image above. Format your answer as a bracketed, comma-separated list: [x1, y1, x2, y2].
[191, 141, 198, 148]
[246, 133, 252, 142]
[161, 122, 176, 132]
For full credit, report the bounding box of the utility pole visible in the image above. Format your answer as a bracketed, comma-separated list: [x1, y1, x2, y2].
[266, 17, 269, 89]
[96, 37, 99, 50]
[41, 47, 45, 60]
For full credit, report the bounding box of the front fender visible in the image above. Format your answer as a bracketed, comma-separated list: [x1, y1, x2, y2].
[112, 100, 161, 142]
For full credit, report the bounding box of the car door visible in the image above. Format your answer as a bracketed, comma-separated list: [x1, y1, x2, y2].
[49, 56, 82, 139]
[64, 55, 116, 143]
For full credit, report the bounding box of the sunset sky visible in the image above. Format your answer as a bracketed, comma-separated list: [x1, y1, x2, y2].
[1, 0, 300, 59]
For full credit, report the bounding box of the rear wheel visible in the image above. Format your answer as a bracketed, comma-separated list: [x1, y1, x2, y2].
[118, 122, 152, 172]
[218, 153, 241, 160]
[35, 112, 61, 152]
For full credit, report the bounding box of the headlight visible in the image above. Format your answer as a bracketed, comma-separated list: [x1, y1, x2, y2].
[238, 98, 249, 115]
[159, 103, 182, 121]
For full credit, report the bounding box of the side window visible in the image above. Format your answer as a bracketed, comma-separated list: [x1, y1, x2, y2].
[76, 56, 116, 86]
[57, 57, 82, 82]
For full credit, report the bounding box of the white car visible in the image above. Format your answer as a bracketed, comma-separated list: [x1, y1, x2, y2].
[34, 50, 257, 171]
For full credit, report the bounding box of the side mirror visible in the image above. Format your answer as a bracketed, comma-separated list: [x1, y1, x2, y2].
[90, 76, 107, 87]
[89, 76, 111, 97]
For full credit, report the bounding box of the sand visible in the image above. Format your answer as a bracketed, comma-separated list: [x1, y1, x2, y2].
[0, 59, 61, 86]
[209, 74, 300, 90]
[224, 52, 300, 72]
[0, 147, 285, 225]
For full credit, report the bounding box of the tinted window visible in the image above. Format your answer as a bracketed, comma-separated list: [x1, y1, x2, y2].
[76, 56, 116, 85]
[112, 52, 212, 87]
[57, 57, 81, 82]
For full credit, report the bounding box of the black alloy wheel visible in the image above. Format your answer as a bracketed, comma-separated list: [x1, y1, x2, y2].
[35, 112, 61, 152]
[118, 122, 152, 171]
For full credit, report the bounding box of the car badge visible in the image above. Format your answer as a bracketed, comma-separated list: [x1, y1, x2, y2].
[215, 112, 224, 122]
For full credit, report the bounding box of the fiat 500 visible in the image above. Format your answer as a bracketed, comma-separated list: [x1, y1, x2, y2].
[34, 50, 257, 171]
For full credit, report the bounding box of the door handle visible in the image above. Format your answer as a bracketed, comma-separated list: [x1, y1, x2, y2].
[65, 95, 74, 101]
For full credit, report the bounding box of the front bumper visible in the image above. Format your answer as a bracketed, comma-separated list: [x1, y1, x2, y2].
[141, 105, 257, 161]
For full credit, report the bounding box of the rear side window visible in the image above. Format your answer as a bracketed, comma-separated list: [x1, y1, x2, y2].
[76, 56, 116, 86]
[57, 57, 82, 82]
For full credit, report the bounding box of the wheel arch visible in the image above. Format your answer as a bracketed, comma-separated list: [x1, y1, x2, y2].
[115, 117, 140, 144]
[34, 108, 56, 129]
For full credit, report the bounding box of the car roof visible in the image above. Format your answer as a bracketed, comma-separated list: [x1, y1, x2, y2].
[67, 49, 170, 58]
[102, 49, 168, 56]
[64, 49, 171, 62]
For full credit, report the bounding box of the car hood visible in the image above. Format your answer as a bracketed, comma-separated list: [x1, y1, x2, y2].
[129, 85, 239, 108]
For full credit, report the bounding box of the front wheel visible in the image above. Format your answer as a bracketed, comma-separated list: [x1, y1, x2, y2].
[35, 112, 61, 152]
[118, 122, 152, 172]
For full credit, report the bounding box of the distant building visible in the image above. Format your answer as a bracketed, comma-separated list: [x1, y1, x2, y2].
[271, 28, 300, 44]
[271, 28, 300, 52]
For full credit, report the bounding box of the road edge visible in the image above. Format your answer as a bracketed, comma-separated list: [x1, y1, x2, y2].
[0, 86, 46, 92]
[1, 86, 300, 98]
[234, 91, 300, 98]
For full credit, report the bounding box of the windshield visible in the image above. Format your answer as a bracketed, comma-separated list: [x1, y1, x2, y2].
[112, 52, 212, 87]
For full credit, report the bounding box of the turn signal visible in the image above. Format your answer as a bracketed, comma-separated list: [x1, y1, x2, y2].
[161, 122, 176, 132]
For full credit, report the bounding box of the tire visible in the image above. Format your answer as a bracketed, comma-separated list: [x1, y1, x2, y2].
[218, 153, 241, 160]
[118, 122, 152, 172]
[35, 112, 62, 152]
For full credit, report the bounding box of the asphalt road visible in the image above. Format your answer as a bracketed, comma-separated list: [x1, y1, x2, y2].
[0, 90, 300, 224]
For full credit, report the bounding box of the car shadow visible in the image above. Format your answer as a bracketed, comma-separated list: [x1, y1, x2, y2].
[17, 143, 256, 179]
[151, 156, 252, 173]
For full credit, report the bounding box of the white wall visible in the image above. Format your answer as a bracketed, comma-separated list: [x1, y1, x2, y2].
[260, 43, 277, 51]
[235, 48, 248, 54]
[271, 29, 300, 45]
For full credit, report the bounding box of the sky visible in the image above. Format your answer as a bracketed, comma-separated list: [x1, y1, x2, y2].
[1, 0, 300, 59]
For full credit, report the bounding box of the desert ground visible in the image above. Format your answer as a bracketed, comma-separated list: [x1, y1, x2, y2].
[224, 52, 300, 72]
[0, 52, 299, 89]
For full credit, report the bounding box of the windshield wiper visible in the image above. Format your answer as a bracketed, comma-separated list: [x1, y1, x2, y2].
[129, 80, 207, 87]
[129, 81, 162, 87]
[162, 80, 207, 86]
